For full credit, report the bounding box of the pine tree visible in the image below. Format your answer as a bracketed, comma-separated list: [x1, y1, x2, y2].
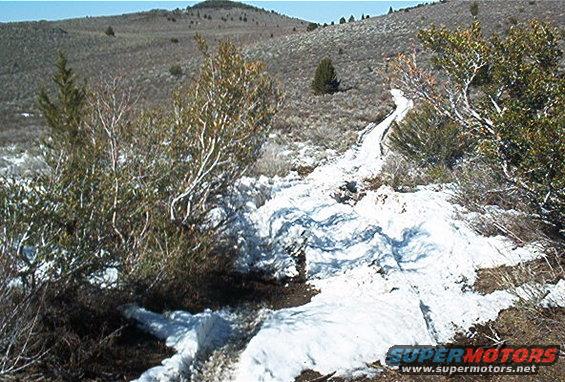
[38, 52, 86, 151]
[470, 2, 479, 17]
[348, 15, 355, 22]
[105, 25, 115, 36]
[339, 17, 346, 24]
[388, 6, 394, 14]
[311, 58, 340, 95]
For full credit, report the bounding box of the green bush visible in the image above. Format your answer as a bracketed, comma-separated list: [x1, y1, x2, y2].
[388, 103, 471, 168]
[394, 20, 564, 225]
[307, 22, 318, 31]
[470, 2, 479, 17]
[311, 58, 340, 95]
[169, 64, 183, 76]
[2, 38, 280, 297]
[104, 26, 115, 36]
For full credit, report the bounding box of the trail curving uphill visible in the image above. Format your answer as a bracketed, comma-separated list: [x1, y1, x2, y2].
[127, 90, 542, 382]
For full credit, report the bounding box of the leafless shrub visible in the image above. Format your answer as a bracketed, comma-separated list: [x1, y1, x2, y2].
[0, 188, 49, 378]
[251, 141, 294, 177]
[0, 283, 47, 378]
[451, 158, 564, 252]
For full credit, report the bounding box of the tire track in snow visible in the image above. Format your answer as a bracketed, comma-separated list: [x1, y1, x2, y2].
[129, 90, 539, 381]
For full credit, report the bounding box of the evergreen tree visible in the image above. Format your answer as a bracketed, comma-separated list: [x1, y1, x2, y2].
[470, 2, 479, 17]
[348, 15, 355, 22]
[38, 52, 86, 151]
[105, 25, 115, 36]
[311, 58, 340, 95]
[307, 22, 318, 31]
[339, 17, 346, 24]
[394, 20, 564, 222]
[388, 6, 394, 14]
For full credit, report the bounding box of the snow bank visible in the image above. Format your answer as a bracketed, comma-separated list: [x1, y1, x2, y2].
[124, 306, 232, 382]
[229, 90, 544, 381]
[133, 90, 554, 381]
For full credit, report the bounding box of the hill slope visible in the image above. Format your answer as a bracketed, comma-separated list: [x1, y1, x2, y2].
[1, 0, 563, 159]
[0, 1, 306, 145]
[245, 0, 564, 157]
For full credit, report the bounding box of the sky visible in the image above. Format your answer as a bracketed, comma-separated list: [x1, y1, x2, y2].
[0, 1, 430, 24]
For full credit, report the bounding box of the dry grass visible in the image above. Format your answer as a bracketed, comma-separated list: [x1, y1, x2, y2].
[245, 0, 563, 154]
[364, 154, 452, 193]
[0, 3, 305, 148]
[3, 0, 562, 154]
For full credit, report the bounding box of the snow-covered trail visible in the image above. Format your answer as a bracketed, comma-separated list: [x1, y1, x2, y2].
[228, 90, 540, 381]
[127, 90, 543, 382]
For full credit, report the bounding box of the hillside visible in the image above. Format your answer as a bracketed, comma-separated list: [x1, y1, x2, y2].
[2, 0, 563, 169]
[0, 1, 306, 145]
[245, 0, 564, 161]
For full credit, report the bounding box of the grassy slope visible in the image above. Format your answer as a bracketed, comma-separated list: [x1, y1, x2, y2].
[245, 0, 564, 152]
[0, 0, 563, 152]
[0, 2, 306, 145]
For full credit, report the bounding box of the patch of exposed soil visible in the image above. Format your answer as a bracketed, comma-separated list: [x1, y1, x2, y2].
[473, 252, 564, 294]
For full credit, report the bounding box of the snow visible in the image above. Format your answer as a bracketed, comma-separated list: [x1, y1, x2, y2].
[124, 306, 232, 382]
[541, 279, 565, 307]
[230, 89, 542, 381]
[130, 90, 557, 381]
[514, 279, 565, 308]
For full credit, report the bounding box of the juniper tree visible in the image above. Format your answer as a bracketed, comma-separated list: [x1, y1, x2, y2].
[392, 20, 564, 224]
[470, 2, 479, 17]
[38, 52, 86, 157]
[307, 22, 318, 31]
[388, 103, 471, 168]
[311, 58, 340, 95]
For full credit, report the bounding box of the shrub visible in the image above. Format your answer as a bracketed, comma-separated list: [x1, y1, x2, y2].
[348, 15, 355, 22]
[170, 37, 179, 43]
[366, 154, 452, 192]
[0, 44, 280, 378]
[1, 37, 280, 304]
[0, 181, 50, 377]
[393, 20, 564, 226]
[339, 17, 346, 24]
[311, 58, 340, 95]
[104, 26, 115, 36]
[307, 22, 318, 31]
[388, 103, 472, 168]
[169, 64, 183, 76]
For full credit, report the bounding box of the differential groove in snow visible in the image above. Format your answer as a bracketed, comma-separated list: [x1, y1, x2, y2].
[129, 90, 551, 382]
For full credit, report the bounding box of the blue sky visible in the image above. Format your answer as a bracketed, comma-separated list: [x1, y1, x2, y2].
[0, 1, 429, 24]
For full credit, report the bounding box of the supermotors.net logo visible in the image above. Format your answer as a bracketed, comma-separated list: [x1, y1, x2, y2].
[385, 345, 560, 375]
